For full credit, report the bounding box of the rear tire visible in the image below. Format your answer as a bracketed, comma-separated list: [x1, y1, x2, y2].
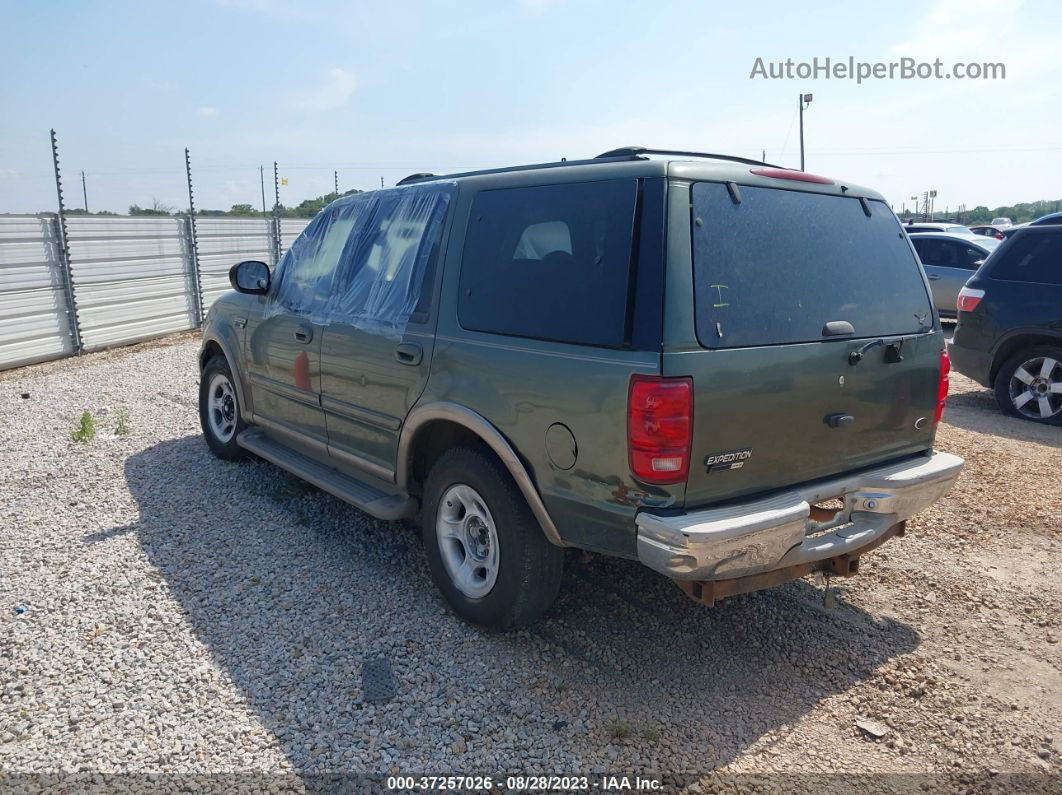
[199, 356, 248, 459]
[422, 446, 563, 630]
[994, 345, 1062, 425]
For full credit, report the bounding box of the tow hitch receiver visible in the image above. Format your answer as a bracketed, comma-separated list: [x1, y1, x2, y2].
[674, 522, 905, 607]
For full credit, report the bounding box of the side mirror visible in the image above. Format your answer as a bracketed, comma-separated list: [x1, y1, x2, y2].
[229, 260, 270, 294]
[972, 259, 985, 268]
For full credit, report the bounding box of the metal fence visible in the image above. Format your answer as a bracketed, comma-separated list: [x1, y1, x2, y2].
[0, 213, 309, 370]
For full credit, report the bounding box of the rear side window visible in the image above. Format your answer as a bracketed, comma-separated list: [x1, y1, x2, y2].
[458, 180, 638, 347]
[691, 183, 933, 348]
[912, 238, 986, 270]
[988, 233, 1062, 285]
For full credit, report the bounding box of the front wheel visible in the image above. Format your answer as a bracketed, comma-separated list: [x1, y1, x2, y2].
[422, 446, 563, 630]
[994, 346, 1062, 425]
[199, 356, 248, 459]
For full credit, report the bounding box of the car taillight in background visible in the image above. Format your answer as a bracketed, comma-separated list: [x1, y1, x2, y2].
[628, 375, 693, 485]
[934, 349, 951, 425]
[956, 286, 985, 313]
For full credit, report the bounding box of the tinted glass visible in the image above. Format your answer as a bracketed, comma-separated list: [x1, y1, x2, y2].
[988, 232, 1062, 285]
[458, 180, 638, 347]
[913, 239, 985, 270]
[691, 183, 933, 348]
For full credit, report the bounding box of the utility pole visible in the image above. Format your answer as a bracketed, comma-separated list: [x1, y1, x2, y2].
[334, 170, 339, 195]
[259, 165, 267, 215]
[798, 93, 813, 171]
[380, 176, 384, 189]
[81, 171, 88, 213]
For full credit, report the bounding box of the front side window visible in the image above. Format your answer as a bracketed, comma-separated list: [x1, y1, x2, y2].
[323, 186, 452, 335]
[691, 182, 933, 348]
[271, 197, 369, 314]
[458, 180, 638, 347]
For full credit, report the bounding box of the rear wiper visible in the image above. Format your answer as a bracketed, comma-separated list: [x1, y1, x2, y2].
[849, 337, 905, 365]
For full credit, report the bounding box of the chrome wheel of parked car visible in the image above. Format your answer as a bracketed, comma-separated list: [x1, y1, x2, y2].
[207, 373, 240, 442]
[436, 483, 500, 599]
[1008, 355, 1062, 420]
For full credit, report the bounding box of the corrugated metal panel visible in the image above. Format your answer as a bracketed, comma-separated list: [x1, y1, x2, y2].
[65, 216, 198, 351]
[0, 215, 75, 370]
[280, 218, 311, 254]
[195, 217, 273, 311]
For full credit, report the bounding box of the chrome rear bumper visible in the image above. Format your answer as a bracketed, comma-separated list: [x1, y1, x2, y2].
[636, 452, 963, 581]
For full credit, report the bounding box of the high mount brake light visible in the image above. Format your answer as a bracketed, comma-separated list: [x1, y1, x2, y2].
[749, 167, 835, 185]
[628, 376, 693, 485]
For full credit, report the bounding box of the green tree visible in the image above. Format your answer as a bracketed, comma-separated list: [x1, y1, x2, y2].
[128, 198, 175, 216]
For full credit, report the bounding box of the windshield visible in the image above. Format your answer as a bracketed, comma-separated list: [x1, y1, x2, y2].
[691, 182, 933, 349]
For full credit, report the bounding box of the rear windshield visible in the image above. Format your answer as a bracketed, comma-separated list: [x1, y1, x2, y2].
[691, 183, 933, 349]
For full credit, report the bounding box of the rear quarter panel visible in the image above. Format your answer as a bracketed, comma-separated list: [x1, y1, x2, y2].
[424, 177, 671, 558]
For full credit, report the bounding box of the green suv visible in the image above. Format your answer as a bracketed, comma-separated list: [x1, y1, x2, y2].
[199, 147, 963, 629]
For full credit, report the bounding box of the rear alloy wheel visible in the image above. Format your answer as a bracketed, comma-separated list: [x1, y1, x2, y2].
[995, 346, 1062, 425]
[436, 484, 501, 599]
[422, 446, 563, 630]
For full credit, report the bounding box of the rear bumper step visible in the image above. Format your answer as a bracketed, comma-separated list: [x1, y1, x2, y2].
[237, 428, 417, 521]
[636, 451, 963, 582]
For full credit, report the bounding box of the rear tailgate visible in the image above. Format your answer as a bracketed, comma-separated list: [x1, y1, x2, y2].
[670, 179, 944, 507]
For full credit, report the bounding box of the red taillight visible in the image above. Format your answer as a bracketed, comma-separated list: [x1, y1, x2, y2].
[628, 375, 693, 485]
[934, 349, 951, 425]
[956, 286, 985, 313]
[749, 167, 834, 185]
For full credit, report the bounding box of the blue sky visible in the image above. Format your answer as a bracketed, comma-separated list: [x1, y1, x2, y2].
[2, 0, 1060, 214]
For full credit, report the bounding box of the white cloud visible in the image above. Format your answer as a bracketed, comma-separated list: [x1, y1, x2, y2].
[293, 68, 358, 112]
[891, 0, 1022, 57]
[196, 105, 220, 118]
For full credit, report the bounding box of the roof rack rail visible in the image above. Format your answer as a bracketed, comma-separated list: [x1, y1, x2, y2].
[595, 146, 784, 169]
[390, 154, 642, 186]
[396, 172, 436, 186]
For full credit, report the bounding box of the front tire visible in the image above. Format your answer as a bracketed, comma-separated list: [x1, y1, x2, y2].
[994, 346, 1062, 425]
[199, 356, 248, 459]
[422, 446, 563, 630]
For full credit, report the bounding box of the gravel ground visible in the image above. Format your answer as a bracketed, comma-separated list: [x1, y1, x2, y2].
[1, 334, 1060, 792]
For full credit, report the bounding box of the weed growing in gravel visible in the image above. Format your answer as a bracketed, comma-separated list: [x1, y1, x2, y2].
[70, 411, 96, 443]
[114, 409, 130, 436]
[606, 719, 630, 741]
[641, 726, 662, 743]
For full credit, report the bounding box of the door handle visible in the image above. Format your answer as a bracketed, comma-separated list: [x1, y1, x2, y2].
[825, 413, 855, 428]
[293, 326, 313, 343]
[927, 274, 941, 281]
[395, 343, 423, 366]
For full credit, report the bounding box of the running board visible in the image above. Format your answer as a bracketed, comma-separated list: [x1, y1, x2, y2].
[237, 428, 417, 521]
